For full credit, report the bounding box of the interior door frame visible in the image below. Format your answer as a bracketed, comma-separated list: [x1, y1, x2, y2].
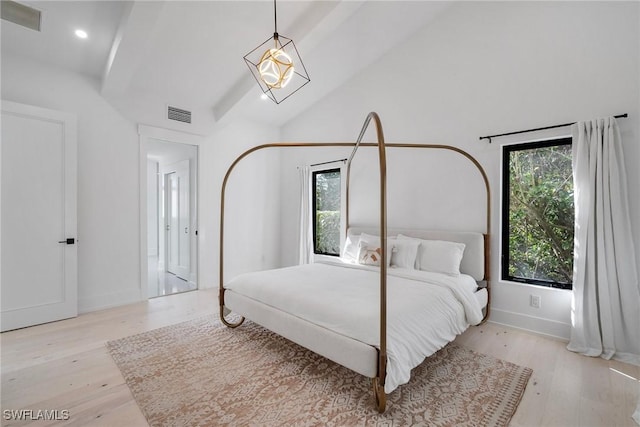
[138, 125, 202, 300]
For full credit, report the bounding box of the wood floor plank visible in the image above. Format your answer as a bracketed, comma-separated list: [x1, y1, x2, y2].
[1, 289, 638, 426]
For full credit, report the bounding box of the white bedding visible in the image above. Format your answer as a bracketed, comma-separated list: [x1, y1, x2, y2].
[225, 260, 484, 393]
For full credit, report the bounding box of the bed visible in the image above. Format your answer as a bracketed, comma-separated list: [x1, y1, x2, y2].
[218, 113, 491, 412]
[225, 228, 488, 392]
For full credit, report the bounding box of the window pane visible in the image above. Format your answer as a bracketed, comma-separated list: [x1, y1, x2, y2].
[313, 169, 341, 255]
[503, 140, 574, 289]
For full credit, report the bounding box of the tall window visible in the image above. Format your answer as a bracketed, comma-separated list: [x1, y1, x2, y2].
[502, 138, 574, 289]
[312, 168, 341, 256]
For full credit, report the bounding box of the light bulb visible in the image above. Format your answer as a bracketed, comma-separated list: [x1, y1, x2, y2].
[258, 48, 294, 89]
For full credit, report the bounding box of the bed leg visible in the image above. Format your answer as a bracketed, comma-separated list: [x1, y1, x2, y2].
[372, 377, 387, 413]
[220, 305, 245, 328]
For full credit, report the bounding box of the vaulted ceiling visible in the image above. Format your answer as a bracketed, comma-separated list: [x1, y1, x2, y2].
[1, 1, 452, 135]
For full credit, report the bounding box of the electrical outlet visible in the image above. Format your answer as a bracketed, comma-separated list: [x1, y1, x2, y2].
[530, 295, 541, 309]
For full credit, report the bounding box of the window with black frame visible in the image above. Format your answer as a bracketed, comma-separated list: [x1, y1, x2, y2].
[502, 138, 574, 289]
[312, 168, 341, 256]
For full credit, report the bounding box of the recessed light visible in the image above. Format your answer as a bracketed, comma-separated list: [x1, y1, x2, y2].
[75, 29, 88, 39]
[260, 93, 268, 101]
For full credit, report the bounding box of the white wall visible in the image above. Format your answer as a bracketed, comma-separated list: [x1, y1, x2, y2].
[199, 119, 282, 291]
[280, 1, 640, 340]
[2, 54, 141, 312]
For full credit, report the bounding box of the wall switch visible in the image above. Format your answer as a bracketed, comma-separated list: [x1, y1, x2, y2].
[530, 295, 541, 309]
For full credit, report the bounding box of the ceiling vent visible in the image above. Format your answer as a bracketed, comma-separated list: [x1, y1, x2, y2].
[167, 106, 192, 124]
[1, 0, 41, 32]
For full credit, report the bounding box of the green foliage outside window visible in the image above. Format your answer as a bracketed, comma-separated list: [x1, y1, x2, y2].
[504, 140, 574, 288]
[316, 211, 341, 255]
[314, 169, 341, 255]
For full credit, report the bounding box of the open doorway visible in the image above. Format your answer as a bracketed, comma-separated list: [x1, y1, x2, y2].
[146, 138, 198, 298]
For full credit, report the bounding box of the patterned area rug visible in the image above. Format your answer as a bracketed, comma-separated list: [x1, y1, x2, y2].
[107, 316, 532, 427]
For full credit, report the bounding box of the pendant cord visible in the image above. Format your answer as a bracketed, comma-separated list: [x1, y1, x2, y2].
[273, 0, 278, 35]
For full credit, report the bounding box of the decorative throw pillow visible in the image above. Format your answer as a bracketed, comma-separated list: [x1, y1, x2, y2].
[357, 244, 384, 266]
[358, 233, 394, 266]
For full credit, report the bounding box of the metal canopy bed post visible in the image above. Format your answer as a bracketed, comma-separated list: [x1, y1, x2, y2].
[219, 112, 491, 413]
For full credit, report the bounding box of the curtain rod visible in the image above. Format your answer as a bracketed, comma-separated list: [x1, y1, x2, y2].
[480, 113, 628, 143]
[310, 158, 347, 167]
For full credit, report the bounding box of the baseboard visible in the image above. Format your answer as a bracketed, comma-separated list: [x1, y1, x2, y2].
[79, 289, 143, 314]
[489, 308, 570, 341]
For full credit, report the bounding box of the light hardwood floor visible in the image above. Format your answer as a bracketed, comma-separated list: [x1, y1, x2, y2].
[1, 289, 638, 426]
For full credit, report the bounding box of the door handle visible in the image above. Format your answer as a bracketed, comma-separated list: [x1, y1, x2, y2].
[58, 238, 75, 245]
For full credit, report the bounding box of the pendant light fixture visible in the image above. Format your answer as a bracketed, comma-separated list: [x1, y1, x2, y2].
[244, 0, 310, 104]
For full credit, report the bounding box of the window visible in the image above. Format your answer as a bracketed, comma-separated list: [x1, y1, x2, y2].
[502, 138, 574, 289]
[312, 168, 341, 256]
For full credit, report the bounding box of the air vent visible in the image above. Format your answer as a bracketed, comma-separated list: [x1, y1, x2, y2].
[1, 0, 41, 32]
[167, 106, 191, 124]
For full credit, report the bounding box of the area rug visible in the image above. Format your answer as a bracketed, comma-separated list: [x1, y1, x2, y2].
[106, 316, 532, 427]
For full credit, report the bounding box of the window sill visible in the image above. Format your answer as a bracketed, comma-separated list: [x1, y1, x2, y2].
[499, 279, 572, 291]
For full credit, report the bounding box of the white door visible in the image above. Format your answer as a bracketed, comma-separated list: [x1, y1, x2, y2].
[165, 160, 190, 280]
[1, 101, 77, 331]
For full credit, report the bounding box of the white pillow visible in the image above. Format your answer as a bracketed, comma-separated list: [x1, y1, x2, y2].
[341, 234, 360, 263]
[359, 233, 381, 246]
[396, 234, 422, 269]
[388, 238, 420, 269]
[417, 239, 466, 276]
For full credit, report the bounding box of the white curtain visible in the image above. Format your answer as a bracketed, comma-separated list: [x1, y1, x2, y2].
[298, 166, 313, 264]
[568, 117, 640, 366]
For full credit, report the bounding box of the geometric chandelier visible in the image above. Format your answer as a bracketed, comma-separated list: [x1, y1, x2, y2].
[243, 0, 310, 104]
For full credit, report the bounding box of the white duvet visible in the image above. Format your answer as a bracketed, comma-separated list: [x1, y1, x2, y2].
[225, 260, 484, 393]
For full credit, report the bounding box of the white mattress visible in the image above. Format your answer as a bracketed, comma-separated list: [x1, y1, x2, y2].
[225, 260, 484, 393]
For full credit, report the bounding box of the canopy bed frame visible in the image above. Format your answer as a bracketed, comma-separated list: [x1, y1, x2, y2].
[218, 112, 491, 413]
